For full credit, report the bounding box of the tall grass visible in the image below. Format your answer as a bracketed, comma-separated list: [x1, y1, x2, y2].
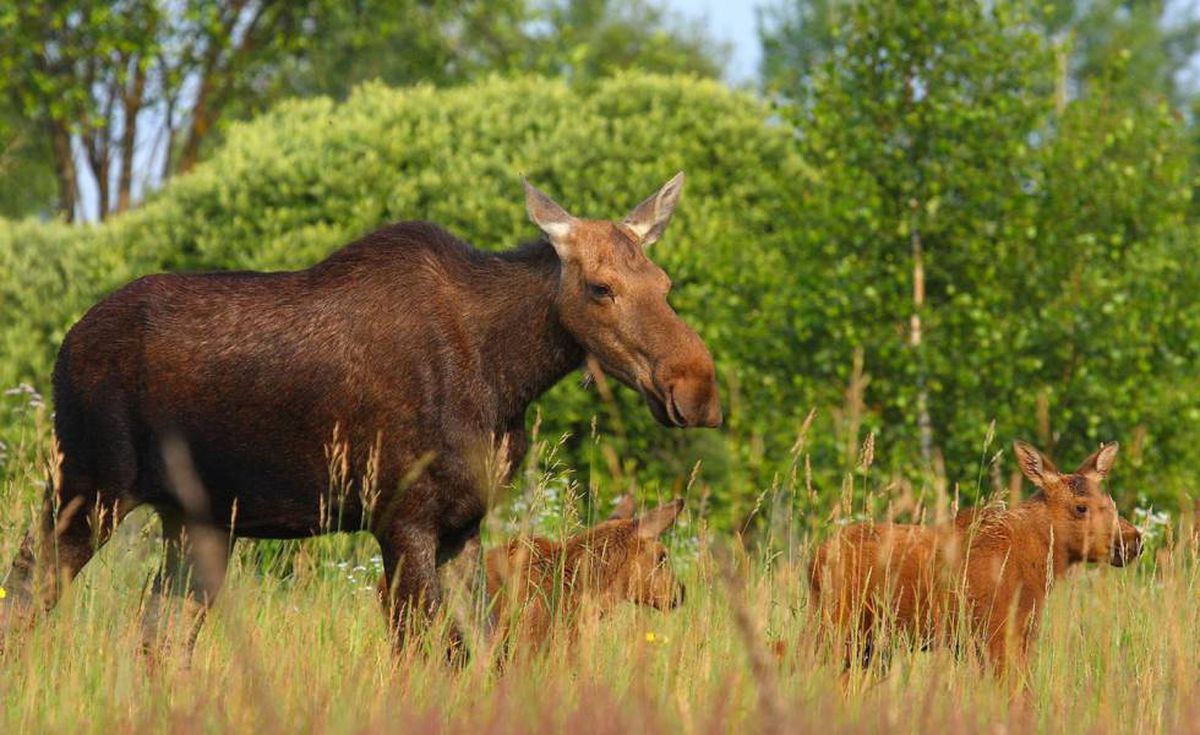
[1, 399, 1197, 734]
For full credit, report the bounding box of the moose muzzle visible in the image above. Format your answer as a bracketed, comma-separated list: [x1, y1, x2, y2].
[649, 348, 721, 429]
[1110, 516, 1143, 567]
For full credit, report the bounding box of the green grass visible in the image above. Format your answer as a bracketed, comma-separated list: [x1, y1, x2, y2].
[1, 412, 1197, 734]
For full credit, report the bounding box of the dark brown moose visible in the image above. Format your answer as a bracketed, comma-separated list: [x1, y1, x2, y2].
[809, 440, 1142, 684]
[0, 173, 720, 656]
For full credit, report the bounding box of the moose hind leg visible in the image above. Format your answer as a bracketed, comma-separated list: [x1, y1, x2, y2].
[140, 513, 231, 662]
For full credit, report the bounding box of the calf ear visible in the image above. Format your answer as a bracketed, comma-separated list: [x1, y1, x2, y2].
[1013, 440, 1059, 488]
[636, 498, 684, 539]
[524, 178, 577, 256]
[1077, 442, 1119, 479]
[622, 172, 684, 247]
[607, 494, 636, 521]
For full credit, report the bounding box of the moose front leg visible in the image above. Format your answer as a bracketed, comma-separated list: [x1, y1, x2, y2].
[377, 526, 449, 651]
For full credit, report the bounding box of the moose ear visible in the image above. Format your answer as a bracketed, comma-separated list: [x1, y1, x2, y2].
[1077, 442, 1119, 479]
[1013, 440, 1059, 488]
[607, 494, 636, 521]
[635, 498, 684, 539]
[621, 172, 684, 247]
[524, 178, 577, 255]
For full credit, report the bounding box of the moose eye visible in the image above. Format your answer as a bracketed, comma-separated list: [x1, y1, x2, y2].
[1074, 504, 1089, 518]
[588, 282, 614, 301]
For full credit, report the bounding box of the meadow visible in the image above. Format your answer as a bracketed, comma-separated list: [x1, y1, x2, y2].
[2, 400, 1196, 735]
[3, 1, 1199, 732]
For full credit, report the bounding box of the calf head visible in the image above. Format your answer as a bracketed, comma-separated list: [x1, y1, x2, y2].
[524, 175, 721, 428]
[1013, 440, 1142, 566]
[583, 498, 687, 611]
[622, 499, 687, 609]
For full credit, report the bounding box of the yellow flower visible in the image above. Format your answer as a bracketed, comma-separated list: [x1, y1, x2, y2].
[644, 632, 656, 643]
[644, 632, 669, 645]
[0, 586, 6, 600]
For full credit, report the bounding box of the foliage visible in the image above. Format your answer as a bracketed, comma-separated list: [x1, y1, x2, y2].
[0, 0, 728, 221]
[756, 0, 841, 100]
[0, 74, 811, 528]
[1, 42, 1198, 525]
[0, 0, 339, 221]
[760, 0, 1200, 109]
[286, 0, 729, 99]
[1032, 0, 1200, 106]
[529, 0, 729, 83]
[756, 0, 1200, 514]
[0, 104, 57, 218]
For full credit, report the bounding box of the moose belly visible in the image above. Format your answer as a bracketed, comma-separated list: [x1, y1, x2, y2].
[139, 349, 425, 538]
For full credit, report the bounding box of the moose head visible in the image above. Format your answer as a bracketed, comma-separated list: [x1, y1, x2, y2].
[1013, 441, 1143, 567]
[525, 174, 721, 429]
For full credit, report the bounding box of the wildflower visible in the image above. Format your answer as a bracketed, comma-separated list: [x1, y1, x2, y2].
[0, 586, 6, 600]
[644, 631, 668, 645]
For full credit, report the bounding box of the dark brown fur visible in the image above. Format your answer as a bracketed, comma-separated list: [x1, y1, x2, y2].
[0, 176, 719, 655]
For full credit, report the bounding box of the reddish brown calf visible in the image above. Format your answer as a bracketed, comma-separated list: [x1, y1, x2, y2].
[810, 440, 1142, 682]
[382, 497, 685, 653]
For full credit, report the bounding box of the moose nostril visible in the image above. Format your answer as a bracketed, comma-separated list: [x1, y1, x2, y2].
[706, 402, 723, 428]
[678, 381, 721, 428]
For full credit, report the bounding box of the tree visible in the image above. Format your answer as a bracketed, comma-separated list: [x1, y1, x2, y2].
[271, 0, 727, 99]
[0, 103, 57, 219]
[0, 0, 728, 222]
[785, 0, 1055, 472]
[1033, 0, 1200, 107]
[530, 0, 728, 82]
[0, 1, 336, 222]
[753, 0, 1199, 513]
[757, 0, 840, 100]
[268, 0, 534, 101]
[760, 0, 1200, 108]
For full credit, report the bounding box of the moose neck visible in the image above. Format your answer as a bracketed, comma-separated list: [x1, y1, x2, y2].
[473, 240, 585, 424]
[1014, 499, 1073, 582]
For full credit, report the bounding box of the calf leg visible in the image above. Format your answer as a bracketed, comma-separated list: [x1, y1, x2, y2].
[140, 513, 231, 661]
[837, 630, 877, 694]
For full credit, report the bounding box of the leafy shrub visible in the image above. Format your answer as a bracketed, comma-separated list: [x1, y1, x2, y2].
[0, 63, 1196, 529]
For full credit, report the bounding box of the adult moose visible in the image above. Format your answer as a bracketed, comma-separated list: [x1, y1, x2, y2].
[0, 173, 721, 656]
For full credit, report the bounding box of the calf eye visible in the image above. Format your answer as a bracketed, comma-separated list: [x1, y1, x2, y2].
[1074, 504, 1089, 518]
[588, 282, 614, 301]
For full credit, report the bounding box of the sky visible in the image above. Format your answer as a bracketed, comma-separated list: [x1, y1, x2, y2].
[665, 0, 764, 84]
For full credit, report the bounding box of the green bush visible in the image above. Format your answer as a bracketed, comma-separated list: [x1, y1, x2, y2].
[0, 75, 812, 527]
[0, 63, 1196, 529]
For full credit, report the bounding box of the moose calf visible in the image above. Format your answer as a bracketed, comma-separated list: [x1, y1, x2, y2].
[810, 440, 1142, 682]
[381, 497, 685, 653]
